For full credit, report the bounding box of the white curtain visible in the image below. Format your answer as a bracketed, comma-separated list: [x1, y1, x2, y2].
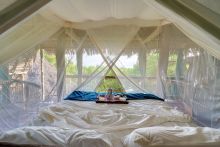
[0, 14, 63, 65]
[76, 25, 139, 91]
[1, 0, 220, 131]
[144, 0, 220, 59]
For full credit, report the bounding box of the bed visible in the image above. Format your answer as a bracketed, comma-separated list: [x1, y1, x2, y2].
[0, 99, 220, 147]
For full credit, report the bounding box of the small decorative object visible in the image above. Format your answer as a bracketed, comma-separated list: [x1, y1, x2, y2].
[105, 88, 113, 101]
[96, 88, 129, 104]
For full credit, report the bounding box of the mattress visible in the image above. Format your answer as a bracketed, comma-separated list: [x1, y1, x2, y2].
[38, 100, 191, 131]
[0, 100, 220, 147]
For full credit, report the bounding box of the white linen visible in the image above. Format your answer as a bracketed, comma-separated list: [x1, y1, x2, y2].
[123, 126, 220, 146]
[0, 14, 62, 65]
[39, 100, 191, 132]
[1, 100, 220, 146]
[0, 126, 113, 147]
[47, 0, 163, 24]
[144, 0, 220, 59]
[0, 127, 69, 146]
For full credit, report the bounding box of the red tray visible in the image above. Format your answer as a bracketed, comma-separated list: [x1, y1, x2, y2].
[96, 100, 129, 104]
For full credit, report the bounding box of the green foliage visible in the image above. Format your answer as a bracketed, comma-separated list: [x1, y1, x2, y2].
[83, 66, 97, 75]
[96, 78, 124, 92]
[96, 70, 124, 92]
[167, 53, 177, 76]
[146, 52, 178, 77]
[43, 51, 56, 65]
[146, 52, 159, 76]
[66, 63, 77, 75]
[120, 64, 140, 76]
[43, 50, 179, 92]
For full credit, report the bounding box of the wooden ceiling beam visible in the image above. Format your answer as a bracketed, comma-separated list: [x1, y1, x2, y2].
[0, 0, 51, 34]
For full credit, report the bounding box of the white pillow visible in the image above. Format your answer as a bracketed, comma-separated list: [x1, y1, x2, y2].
[66, 129, 112, 147]
[123, 126, 220, 147]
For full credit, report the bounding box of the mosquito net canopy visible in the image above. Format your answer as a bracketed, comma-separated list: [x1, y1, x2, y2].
[0, 0, 220, 131]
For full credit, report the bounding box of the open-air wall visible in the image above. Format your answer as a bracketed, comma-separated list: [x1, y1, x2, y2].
[0, 20, 220, 131]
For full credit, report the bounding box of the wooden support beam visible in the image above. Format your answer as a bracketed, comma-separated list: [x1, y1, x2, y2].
[56, 34, 66, 101]
[138, 49, 147, 88]
[40, 48, 44, 101]
[0, 0, 51, 34]
[77, 49, 83, 85]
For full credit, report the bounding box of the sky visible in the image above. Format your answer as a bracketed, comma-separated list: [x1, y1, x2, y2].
[82, 54, 138, 68]
[66, 53, 138, 68]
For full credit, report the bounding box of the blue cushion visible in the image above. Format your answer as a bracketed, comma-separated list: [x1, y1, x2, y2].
[64, 91, 98, 101]
[65, 91, 164, 101]
[125, 93, 163, 101]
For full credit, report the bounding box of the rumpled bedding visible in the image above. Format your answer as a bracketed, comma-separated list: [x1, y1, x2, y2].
[123, 126, 220, 146]
[0, 100, 220, 146]
[0, 126, 113, 147]
[38, 100, 190, 132]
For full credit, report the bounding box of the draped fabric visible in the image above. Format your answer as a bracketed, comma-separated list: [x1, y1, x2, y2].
[144, 0, 220, 59]
[0, 0, 220, 131]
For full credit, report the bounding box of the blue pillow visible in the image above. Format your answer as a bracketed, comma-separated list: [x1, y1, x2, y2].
[65, 91, 164, 101]
[64, 91, 98, 101]
[125, 93, 163, 101]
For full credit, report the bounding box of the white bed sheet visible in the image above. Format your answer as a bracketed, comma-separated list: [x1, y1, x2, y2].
[123, 126, 220, 146]
[1, 100, 219, 147]
[38, 100, 191, 132]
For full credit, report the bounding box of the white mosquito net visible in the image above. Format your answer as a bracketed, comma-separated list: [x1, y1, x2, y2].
[0, 0, 220, 131]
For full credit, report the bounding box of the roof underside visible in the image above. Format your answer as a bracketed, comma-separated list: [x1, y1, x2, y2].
[0, 0, 51, 34]
[0, 0, 220, 62]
